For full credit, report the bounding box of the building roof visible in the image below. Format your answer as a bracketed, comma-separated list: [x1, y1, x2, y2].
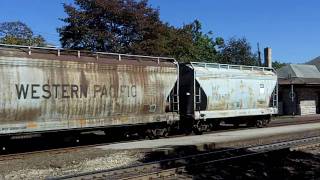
[277, 64, 320, 85]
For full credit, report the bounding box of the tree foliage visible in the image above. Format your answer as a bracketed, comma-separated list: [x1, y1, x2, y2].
[59, 0, 269, 65]
[272, 60, 286, 69]
[0, 21, 46, 46]
[58, 0, 223, 62]
[58, 0, 164, 53]
[218, 37, 259, 65]
[178, 20, 223, 62]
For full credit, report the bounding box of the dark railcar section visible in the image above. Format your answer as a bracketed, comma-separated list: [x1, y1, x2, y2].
[179, 63, 207, 118]
[179, 64, 195, 117]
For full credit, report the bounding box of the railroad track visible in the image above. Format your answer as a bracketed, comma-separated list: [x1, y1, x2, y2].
[269, 117, 320, 127]
[0, 118, 319, 161]
[47, 136, 320, 180]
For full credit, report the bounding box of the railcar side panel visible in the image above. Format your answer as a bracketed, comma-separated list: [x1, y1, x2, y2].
[188, 63, 278, 120]
[0, 54, 179, 134]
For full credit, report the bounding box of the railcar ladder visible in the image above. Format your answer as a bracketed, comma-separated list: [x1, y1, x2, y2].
[168, 82, 179, 112]
[272, 83, 278, 108]
[195, 86, 201, 110]
[172, 93, 179, 112]
[172, 83, 179, 112]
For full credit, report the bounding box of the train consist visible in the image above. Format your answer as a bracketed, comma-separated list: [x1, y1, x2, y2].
[0, 44, 278, 139]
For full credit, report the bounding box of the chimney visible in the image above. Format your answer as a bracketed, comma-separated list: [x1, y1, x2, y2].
[264, 47, 272, 68]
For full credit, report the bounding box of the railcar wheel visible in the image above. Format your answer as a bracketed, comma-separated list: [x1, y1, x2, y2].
[262, 119, 268, 126]
[145, 128, 168, 139]
[145, 129, 154, 139]
[162, 128, 169, 137]
[193, 121, 209, 135]
[255, 120, 264, 128]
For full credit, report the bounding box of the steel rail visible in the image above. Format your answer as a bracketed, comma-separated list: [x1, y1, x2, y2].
[0, 118, 319, 160]
[47, 135, 320, 180]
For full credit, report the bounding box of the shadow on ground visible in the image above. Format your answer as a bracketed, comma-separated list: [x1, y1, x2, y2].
[142, 145, 320, 180]
[2, 124, 241, 154]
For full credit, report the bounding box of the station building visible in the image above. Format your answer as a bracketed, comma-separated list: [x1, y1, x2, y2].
[277, 64, 320, 115]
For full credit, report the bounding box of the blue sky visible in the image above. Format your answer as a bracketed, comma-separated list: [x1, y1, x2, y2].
[0, 0, 319, 63]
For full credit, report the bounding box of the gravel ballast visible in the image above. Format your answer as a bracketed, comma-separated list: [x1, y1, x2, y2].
[0, 149, 143, 180]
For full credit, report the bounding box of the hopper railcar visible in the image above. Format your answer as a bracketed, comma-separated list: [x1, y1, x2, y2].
[179, 62, 278, 134]
[0, 44, 179, 140]
[0, 44, 278, 141]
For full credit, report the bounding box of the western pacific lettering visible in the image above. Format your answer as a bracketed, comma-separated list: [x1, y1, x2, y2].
[15, 84, 137, 99]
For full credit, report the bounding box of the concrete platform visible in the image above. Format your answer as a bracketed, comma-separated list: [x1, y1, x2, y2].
[95, 123, 320, 151]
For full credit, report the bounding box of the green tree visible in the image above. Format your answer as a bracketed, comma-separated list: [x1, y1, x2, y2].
[272, 60, 286, 69]
[177, 20, 223, 62]
[58, 0, 164, 54]
[58, 0, 223, 62]
[156, 20, 223, 62]
[218, 37, 259, 65]
[0, 21, 46, 46]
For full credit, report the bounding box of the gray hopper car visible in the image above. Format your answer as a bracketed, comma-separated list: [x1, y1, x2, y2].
[0, 44, 278, 139]
[179, 62, 278, 133]
[0, 44, 179, 137]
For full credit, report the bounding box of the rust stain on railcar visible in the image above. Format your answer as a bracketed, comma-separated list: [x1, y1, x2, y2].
[27, 121, 38, 128]
[0, 108, 41, 123]
[0, 50, 178, 133]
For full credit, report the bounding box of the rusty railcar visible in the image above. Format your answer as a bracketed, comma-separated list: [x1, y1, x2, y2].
[179, 62, 278, 133]
[0, 44, 179, 136]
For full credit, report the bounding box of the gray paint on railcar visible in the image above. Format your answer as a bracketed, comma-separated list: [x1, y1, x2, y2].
[180, 62, 278, 120]
[0, 46, 179, 134]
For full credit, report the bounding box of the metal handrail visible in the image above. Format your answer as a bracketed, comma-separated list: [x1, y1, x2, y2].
[190, 62, 276, 73]
[0, 43, 177, 63]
